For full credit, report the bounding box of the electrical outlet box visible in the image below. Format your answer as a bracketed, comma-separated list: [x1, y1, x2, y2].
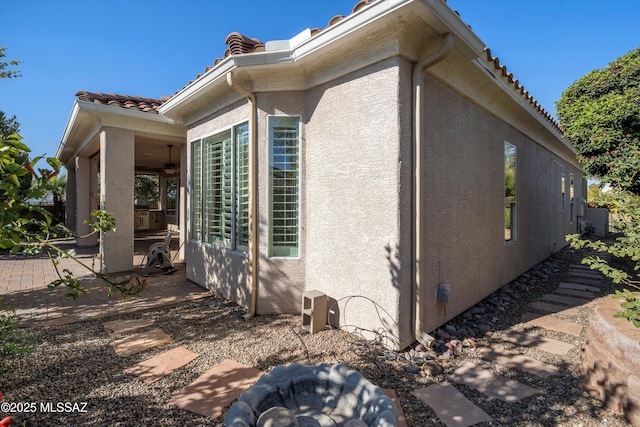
[437, 282, 450, 303]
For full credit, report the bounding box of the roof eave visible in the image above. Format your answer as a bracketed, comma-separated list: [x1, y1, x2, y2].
[57, 100, 181, 166]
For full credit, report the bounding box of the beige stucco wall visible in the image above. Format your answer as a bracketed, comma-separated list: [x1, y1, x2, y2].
[303, 57, 413, 349]
[418, 74, 584, 334]
[185, 101, 251, 307]
[254, 91, 307, 314]
[586, 207, 609, 237]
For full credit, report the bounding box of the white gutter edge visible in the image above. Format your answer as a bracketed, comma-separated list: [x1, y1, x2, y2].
[56, 100, 81, 159]
[159, 0, 417, 117]
[159, 58, 236, 115]
[77, 99, 181, 125]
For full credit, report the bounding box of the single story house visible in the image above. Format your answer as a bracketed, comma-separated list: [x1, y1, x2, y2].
[57, 0, 584, 350]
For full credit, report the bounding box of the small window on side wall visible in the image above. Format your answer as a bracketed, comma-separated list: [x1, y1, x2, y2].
[504, 142, 516, 242]
[569, 173, 574, 223]
[561, 174, 565, 212]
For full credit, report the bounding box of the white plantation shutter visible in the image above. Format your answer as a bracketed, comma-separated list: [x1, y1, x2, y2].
[269, 116, 300, 257]
[191, 123, 249, 251]
[203, 133, 232, 247]
[191, 140, 202, 241]
[235, 124, 249, 250]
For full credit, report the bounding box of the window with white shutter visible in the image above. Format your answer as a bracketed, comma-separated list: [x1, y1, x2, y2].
[269, 116, 300, 257]
[191, 140, 202, 241]
[191, 122, 249, 251]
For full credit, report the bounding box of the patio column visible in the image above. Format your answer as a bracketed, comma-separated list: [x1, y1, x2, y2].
[65, 165, 76, 232]
[75, 156, 95, 247]
[99, 127, 134, 273]
[178, 143, 187, 262]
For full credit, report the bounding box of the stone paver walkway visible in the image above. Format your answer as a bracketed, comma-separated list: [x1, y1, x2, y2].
[413, 257, 608, 426]
[412, 383, 492, 427]
[110, 328, 173, 356]
[0, 235, 213, 327]
[170, 359, 264, 419]
[5, 238, 611, 425]
[124, 347, 200, 384]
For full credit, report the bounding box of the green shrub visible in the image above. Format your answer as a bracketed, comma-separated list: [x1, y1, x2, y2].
[0, 303, 34, 375]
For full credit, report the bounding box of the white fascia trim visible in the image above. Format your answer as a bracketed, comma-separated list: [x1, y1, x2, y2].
[78, 100, 180, 125]
[57, 100, 81, 159]
[160, 0, 418, 116]
[291, 0, 413, 61]
[159, 59, 236, 115]
[418, 0, 485, 56]
[472, 57, 572, 153]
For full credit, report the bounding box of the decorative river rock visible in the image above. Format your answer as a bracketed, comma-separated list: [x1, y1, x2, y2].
[224, 363, 398, 427]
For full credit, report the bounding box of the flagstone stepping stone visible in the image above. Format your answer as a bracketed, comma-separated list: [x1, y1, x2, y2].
[569, 264, 592, 270]
[541, 294, 590, 306]
[382, 389, 408, 427]
[450, 361, 539, 403]
[412, 382, 492, 427]
[521, 312, 583, 337]
[477, 345, 558, 378]
[170, 359, 263, 419]
[559, 282, 600, 293]
[124, 347, 199, 384]
[110, 328, 172, 356]
[565, 275, 603, 285]
[501, 330, 574, 355]
[567, 269, 603, 278]
[554, 288, 596, 299]
[103, 319, 154, 334]
[528, 301, 580, 316]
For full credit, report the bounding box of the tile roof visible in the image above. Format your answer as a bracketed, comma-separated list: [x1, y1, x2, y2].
[170, 0, 561, 132]
[76, 91, 163, 114]
[482, 48, 561, 132]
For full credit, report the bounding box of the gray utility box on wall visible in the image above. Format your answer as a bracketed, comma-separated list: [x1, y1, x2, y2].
[302, 290, 328, 334]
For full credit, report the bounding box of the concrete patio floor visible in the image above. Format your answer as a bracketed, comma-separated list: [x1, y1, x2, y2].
[0, 232, 212, 327]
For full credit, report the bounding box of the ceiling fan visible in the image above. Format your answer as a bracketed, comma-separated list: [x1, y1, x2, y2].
[163, 144, 178, 175]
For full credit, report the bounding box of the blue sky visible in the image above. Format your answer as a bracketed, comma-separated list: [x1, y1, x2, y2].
[0, 0, 638, 164]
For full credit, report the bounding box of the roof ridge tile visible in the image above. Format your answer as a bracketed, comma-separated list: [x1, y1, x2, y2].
[75, 90, 162, 114]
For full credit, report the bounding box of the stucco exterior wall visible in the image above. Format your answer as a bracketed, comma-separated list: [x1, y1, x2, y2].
[185, 101, 251, 307]
[255, 91, 307, 314]
[418, 74, 583, 334]
[586, 207, 609, 237]
[304, 57, 413, 349]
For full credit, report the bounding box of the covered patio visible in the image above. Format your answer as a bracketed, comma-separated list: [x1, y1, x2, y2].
[56, 91, 186, 273]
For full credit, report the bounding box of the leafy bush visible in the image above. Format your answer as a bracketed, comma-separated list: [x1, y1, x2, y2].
[0, 303, 33, 375]
[560, 48, 640, 327]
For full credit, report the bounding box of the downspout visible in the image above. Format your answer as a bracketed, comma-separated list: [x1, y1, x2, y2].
[227, 71, 258, 320]
[413, 32, 454, 347]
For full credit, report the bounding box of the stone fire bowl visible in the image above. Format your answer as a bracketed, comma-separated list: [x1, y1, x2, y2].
[224, 363, 398, 427]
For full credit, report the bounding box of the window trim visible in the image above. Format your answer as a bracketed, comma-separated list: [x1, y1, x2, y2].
[189, 120, 249, 253]
[504, 141, 516, 244]
[165, 176, 178, 217]
[268, 114, 302, 258]
[561, 173, 566, 212]
[569, 173, 574, 224]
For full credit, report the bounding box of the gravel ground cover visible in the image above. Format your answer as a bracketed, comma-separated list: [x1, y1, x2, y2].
[0, 247, 632, 426]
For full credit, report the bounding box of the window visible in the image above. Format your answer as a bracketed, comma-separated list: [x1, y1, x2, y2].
[269, 116, 300, 257]
[561, 174, 565, 212]
[569, 173, 574, 223]
[166, 177, 178, 217]
[504, 142, 516, 242]
[134, 174, 159, 208]
[191, 122, 249, 251]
